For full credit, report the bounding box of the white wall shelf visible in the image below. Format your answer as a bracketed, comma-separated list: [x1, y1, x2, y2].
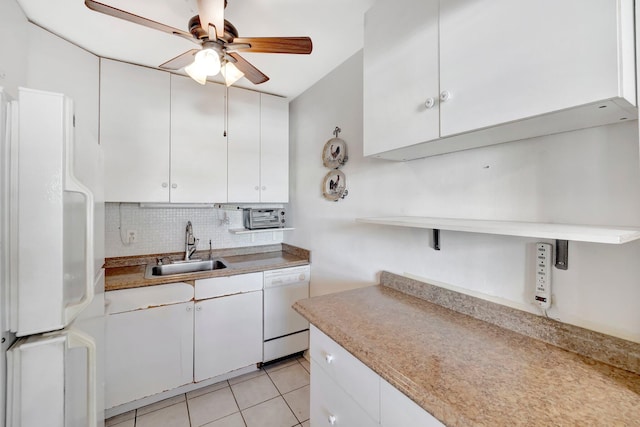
[355, 217, 640, 244]
[228, 228, 295, 235]
[356, 217, 640, 270]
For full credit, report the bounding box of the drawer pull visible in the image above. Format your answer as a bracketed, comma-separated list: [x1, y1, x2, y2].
[325, 353, 334, 364]
[328, 414, 337, 425]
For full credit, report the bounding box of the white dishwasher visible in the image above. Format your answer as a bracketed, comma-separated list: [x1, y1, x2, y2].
[263, 265, 310, 362]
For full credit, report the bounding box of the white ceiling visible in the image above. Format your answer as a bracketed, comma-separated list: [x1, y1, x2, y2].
[16, 0, 375, 99]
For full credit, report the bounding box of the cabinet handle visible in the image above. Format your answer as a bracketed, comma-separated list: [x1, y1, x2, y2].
[196, 306, 202, 311]
[262, 186, 266, 191]
[424, 97, 436, 109]
[162, 182, 168, 188]
[440, 90, 451, 102]
[325, 353, 334, 364]
[171, 183, 178, 189]
[328, 414, 337, 425]
[254, 186, 260, 191]
[186, 306, 192, 312]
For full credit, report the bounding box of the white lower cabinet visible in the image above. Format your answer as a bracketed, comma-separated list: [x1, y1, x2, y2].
[381, 379, 444, 427]
[194, 290, 263, 382]
[105, 284, 194, 409]
[310, 325, 445, 427]
[106, 275, 264, 409]
[309, 326, 380, 420]
[310, 360, 379, 427]
[194, 272, 263, 382]
[310, 326, 380, 426]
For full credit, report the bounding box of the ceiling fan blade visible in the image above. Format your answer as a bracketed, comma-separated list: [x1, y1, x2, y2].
[159, 49, 200, 70]
[197, 0, 225, 39]
[228, 53, 269, 84]
[231, 37, 313, 54]
[223, 43, 251, 53]
[85, 0, 194, 40]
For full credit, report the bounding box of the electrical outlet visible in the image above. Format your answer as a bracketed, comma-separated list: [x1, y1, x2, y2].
[535, 242, 552, 309]
[127, 230, 137, 244]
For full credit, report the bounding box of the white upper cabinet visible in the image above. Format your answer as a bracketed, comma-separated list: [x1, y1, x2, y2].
[227, 89, 290, 203]
[363, 0, 636, 160]
[170, 74, 227, 203]
[260, 94, 289, 203]
[227, 86, 261, 203]
[363, 0, 439, 156]
[101, 61, 289, 203]
[439, 0, 636, 137]
[101, 59, 171, 202]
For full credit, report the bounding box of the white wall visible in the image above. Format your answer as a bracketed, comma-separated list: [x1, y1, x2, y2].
[105, 204, 284, 257]
[287, 50, 640, 343]
[0, 0, 28, 98]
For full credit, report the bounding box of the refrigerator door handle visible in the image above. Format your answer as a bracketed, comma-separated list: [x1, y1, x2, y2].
[62, 99, 95, 324]
[66, 329, 97, 427]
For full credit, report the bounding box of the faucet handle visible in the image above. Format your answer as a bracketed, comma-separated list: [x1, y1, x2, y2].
[156, 256, 172, 265]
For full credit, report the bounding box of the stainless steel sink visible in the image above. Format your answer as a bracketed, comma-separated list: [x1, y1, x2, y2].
[144, 259, 227, 278]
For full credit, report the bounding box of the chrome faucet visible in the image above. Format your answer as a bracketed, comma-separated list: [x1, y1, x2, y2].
[184, 221, 199, 261]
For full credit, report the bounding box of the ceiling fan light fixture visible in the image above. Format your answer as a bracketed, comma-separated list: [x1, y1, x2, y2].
[84, 0, 313, 87]
[184, 62, 208, 85]
[221, 62, 245, 87]
[196, 48, 222, 75]
[185, 48, 222, 84]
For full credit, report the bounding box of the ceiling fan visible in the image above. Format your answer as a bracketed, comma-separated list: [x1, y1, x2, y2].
[84, 0, 313, 86]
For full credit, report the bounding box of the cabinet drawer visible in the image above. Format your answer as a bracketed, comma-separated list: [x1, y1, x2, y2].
[309, 325, 380, 422]
[311, 360, 378, 427]
[381, 378, 444, 427]
[195, 272, 263, 300]
[106, 282, 193, 314]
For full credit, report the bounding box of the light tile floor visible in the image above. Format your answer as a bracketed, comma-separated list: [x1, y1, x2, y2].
[106, 355, 311, 427]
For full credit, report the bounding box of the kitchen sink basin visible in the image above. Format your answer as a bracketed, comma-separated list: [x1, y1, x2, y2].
[145, 259, 227, 278]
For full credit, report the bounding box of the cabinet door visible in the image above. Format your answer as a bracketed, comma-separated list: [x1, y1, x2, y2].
[100, 59, 170, 202]
[170, 75, 227, 203]
[194, 291, 262, 382]
[259, 94, 289, 202]
[227, 87, 260, 202]
[439, 0, 635, 137]
[105, 301, 194, 408]
[363, 0, 440, 156]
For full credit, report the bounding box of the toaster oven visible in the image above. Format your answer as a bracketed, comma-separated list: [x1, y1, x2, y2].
[243, 208, 286, 230]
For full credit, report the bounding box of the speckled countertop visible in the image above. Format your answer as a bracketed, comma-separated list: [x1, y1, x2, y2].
[105, 243, 310, 291]
[293, 272, 640, 426]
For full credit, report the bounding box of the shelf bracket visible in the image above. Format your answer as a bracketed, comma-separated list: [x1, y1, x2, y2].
[433, 229, 441, 251]
[555, 240, 568, 270]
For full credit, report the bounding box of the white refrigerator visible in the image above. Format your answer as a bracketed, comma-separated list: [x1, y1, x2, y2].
[0, 87, 105, 427]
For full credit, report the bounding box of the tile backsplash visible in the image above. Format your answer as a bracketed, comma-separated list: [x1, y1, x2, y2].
[105, 203, 285, 258]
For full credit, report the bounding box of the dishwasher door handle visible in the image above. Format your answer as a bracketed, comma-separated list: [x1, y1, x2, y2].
[264, 279, 308, 289]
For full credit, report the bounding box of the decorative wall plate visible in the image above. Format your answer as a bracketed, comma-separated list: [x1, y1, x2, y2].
[322, 137, 347, 169]
[322, 170, 348, 201]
